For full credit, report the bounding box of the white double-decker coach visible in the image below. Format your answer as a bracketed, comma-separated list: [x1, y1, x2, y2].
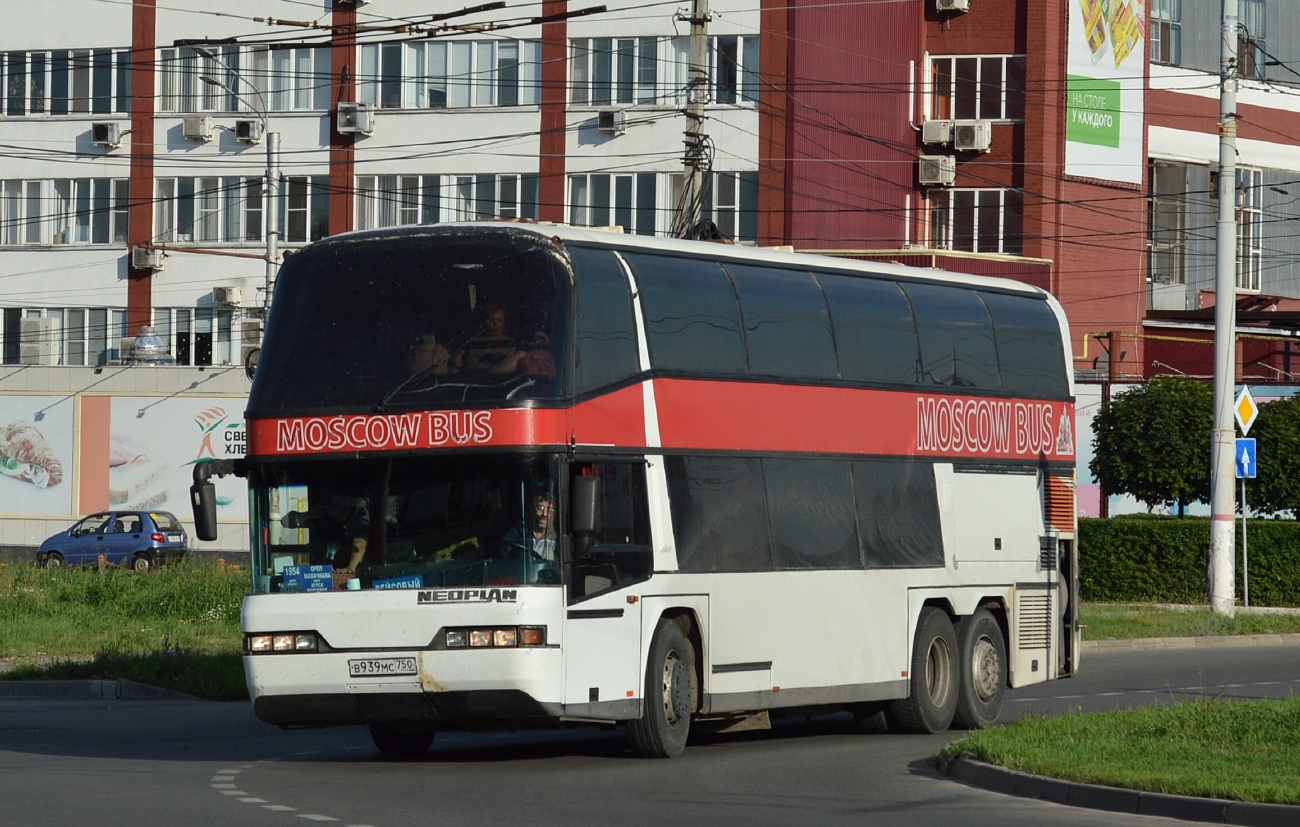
[193, 223, 1079, 757]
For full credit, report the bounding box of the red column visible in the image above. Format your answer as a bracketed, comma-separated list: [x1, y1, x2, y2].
[125, 0, 157, 336]
[538, 0, 568, 223]
[328, 5, 358, 236]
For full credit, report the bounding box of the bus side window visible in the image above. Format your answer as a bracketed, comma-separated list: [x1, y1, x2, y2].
[568, 462, 651, 603]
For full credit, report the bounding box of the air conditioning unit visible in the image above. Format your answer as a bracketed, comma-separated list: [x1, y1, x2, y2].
[921, 119, 952, 145]
[597, 110, 627, 136]
[918, 155, 957, 187]
[936, 0, 971, 11]
[234, 119, 264, 144]
[183, 115, 213, 141]
[91, 123, 122, 149]
[19, 318, 60, 366]
[212, 286, 243, 306]
[953, 119, 993, 152]
[241, 319, 264, 345]
[337, 102, 375, 135]
[132, 245, 165, 271]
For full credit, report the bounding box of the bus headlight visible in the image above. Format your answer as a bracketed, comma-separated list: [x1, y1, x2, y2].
[443, 626, 546, 648]
[246, 632, 318, 653]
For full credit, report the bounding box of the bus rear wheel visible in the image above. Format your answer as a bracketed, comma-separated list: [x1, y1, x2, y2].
[886, 607, 958, 734]
[368, 722, 435, 757]
[954, 609, 1007, 729]
[627, 619, 693, 758]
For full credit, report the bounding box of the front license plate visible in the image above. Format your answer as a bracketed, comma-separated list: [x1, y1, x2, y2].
[348, 657, 417, 678]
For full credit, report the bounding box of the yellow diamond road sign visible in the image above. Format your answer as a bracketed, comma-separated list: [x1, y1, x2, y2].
[1235, 386, 1259, 435]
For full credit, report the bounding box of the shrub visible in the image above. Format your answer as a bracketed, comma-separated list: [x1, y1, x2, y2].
[1080, 516, 1300, 606]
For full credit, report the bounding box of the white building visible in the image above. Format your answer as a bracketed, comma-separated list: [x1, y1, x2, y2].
[0, 0, 761, 370]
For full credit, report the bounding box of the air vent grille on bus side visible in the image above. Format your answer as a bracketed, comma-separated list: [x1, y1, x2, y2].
[1044, 475, 1075, 532]
[1017, 593, 1051, 650]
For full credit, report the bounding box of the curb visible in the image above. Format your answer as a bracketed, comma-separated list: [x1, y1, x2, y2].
[940, 752, 1300, 827]
[0, 679, 197, 701]
[1082, 632, 1300, 652]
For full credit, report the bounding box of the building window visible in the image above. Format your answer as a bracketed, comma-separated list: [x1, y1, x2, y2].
[357, 175, 438, 229]
[570, 36, 757, 107]
[280, 175, 330, 243]
[929, 55, 1025, 121]
[1, 179, 128, 246]
[1150, 0, 1182, 66]
[1238, 0, 1266, 80]
[159, 45, 328, 113]
[1237, 168, 1262, 292]
[155, 177, 263, 244]
[1148, 161, 1187, 287]
[358, 40, 540, 109]
[0, 307, 131, 366]
[929, 189, 1024, 255]
[152, 307, 235, 366]
[1, 49, 130, 116]
[435, 174, 540, 223]
[569, 173, 659, 236]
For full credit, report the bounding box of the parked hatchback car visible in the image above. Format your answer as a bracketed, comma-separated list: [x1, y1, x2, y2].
[38, 510, 189, 571]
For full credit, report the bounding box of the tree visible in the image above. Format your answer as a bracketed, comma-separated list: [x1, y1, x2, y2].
[1247, 395, 1300, 516]
[1089, 376, 1212, 515]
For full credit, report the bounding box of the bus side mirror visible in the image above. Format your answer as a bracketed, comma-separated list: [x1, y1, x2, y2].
[571, 476, 601, 556]
[191, 481, 218, 541]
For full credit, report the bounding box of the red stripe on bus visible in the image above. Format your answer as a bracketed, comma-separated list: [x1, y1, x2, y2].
[247, 380, 1075, 461]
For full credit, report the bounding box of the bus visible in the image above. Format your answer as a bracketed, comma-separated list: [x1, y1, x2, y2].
[192, 223, 1079, 758]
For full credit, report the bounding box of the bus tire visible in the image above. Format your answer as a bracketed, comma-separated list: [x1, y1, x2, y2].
[954, 609, 1007, 729]
[368, 722, 435, 757]
[627, 619, 693, 758]
[886, 607, 958, 734]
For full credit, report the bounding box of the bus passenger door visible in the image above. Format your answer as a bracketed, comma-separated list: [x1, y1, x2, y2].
[563, 460, 653, 718]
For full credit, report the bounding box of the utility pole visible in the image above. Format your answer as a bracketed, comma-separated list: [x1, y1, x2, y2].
[265, 130, 280, 317]
[1209, 0, 1239, 617]
[674, 0, 711, 238]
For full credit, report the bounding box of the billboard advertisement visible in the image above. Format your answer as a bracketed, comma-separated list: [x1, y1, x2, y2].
[109, 397, 247, 520]
[1065, 0, 1146, 184]
[0, 397, 75, 517]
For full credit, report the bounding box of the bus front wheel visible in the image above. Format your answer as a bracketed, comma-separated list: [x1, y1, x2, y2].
[954, 609, 1007, 729]
[627, 619, 693, 758]
[887, 607, 958, 734]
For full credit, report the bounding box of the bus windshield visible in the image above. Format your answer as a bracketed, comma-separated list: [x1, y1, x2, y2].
[249, 454, 560, 594]
[249, 226, 572, 416]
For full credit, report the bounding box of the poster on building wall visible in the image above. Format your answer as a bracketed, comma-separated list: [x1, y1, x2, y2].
[109, 397, 247, 520]
[1065, 0, 1146, 184]
[0, 397, 75, 517]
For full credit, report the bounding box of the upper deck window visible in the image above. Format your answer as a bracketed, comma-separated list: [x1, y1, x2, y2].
[623, 252, 747, 375]
[249, 228, 572, 416]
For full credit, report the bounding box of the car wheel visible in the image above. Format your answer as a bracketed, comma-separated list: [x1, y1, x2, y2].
[131, 553, 153, 573]
[42, 552, 64, 568]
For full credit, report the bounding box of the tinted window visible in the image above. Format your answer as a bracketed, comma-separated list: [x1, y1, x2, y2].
[666, 455, 772, 572]
[725, 264, 838, 380]
[252, 227, 571, 414]
[853, 459, 943, 568]
[623, 253, 747, 375]
[904, 283, 1000, 389]
[571, 246, 640, 395]
[818, 275, 921, 385]
[569, 461, 652, 603]
[980, 292, 1069, 399]
[763, 458, 860, 569]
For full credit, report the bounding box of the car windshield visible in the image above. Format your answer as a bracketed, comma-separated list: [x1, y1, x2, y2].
[248, 453, 559, 594]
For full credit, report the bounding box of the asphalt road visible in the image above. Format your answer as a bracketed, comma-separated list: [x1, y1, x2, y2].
[1, 644, 1297, 827]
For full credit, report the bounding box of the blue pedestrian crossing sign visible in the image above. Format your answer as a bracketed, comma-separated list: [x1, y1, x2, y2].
[1236, 438, 1257, 479]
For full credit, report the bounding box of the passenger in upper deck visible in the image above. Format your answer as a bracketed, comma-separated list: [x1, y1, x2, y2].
[451, 304, 554, 377]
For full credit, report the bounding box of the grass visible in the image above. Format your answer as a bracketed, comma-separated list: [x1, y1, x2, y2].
[943, 697, 1300, 805]
[1082, 602, 1300, 641]
[0, 562, 247, 700]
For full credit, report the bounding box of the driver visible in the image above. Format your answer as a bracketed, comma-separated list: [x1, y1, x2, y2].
[500, 493, 556, 562]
